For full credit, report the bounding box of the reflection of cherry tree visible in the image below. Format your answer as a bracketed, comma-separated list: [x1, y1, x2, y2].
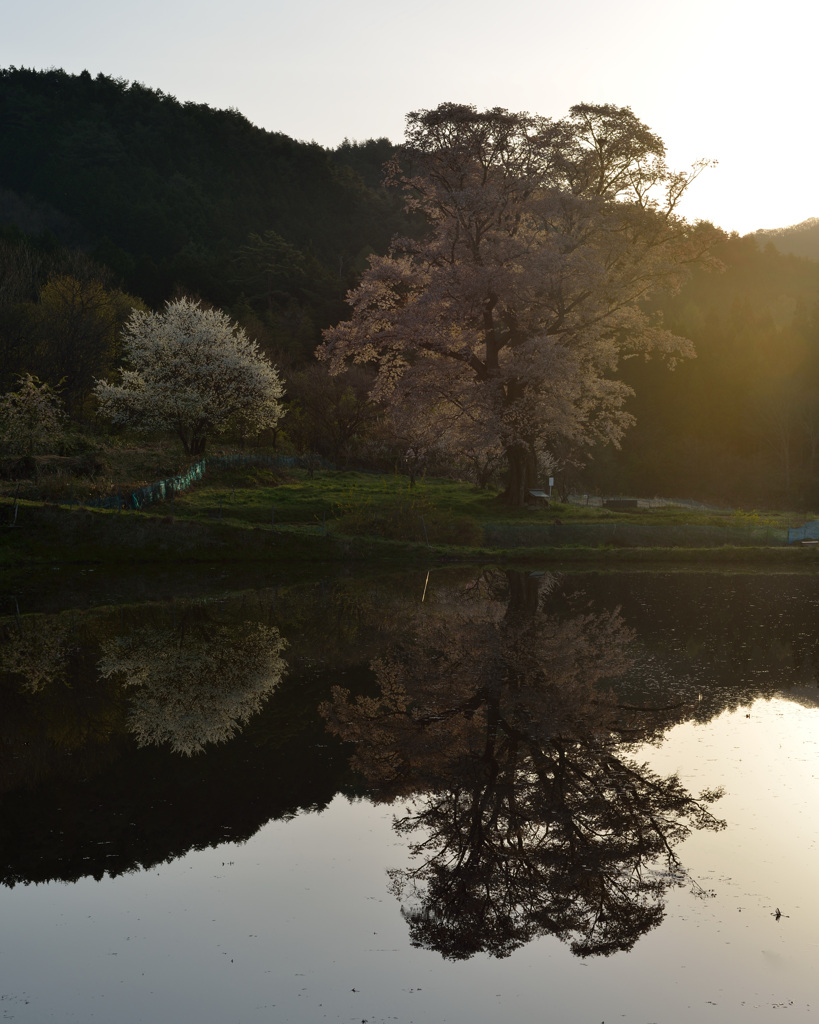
[99, 621, 286, 756]
[323, 573, 724, 959]
[0, 617, 77, 692]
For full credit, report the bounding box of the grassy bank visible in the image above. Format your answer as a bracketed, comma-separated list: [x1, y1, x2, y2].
[2, 496, 818, 570]
[2, 459, 817, 568]
[148, 465, 810, 532]
[0, 500, 437, 569]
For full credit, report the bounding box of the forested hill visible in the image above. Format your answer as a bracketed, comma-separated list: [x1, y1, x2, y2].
[0, 66, 407, 358]
[751, 219, 819, 261]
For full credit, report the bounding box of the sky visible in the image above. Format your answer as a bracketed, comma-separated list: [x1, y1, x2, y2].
[3, 0, 817, 236]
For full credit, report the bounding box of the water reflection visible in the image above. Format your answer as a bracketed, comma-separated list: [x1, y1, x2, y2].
[0, 601, 287, 758]
[323, 571, 725, 959]
[0, 594, 327, 886]
[0, 613, 80, 692]
[99, 616, 286, 756]
[3, 569, 816, 896]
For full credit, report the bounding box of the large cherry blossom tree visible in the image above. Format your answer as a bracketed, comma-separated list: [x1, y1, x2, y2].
[95, 297, 284, 456]
[320, 102, 719, 504]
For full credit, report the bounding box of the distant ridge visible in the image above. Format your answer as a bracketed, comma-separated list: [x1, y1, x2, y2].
[750, 218, 819, 260]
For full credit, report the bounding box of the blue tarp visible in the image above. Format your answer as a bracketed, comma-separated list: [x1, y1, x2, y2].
[788, 520, 819, 544]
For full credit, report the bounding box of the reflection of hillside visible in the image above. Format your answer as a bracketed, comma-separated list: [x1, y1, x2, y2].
[778, 685, 819, 709]
[0, 685, 350, 887]
[324, 571, 724, 959]
[0, 580, 392, 887]
[541, 572, 819, 723]
[0, 610, 126, 794]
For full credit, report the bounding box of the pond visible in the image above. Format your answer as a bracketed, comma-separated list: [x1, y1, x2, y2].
[2, 566, 818, 1022]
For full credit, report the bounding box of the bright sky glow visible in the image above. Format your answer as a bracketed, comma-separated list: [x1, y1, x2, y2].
[3, 0, 817, 235]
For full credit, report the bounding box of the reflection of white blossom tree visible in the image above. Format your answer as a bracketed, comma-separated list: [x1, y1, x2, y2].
[99, 622, 287, 755]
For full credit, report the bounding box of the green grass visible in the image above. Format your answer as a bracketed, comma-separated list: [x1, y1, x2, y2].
[166, 467, 364, 526]
[151, 466, 811, 533]
[3, 433, 812, 533]
[3, 457, 816, 568]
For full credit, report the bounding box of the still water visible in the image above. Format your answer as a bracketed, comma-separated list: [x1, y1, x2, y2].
[2, 567, 819, 1022]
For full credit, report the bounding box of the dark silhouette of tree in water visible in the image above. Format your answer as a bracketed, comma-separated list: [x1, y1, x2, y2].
[322, 570, 724, 959]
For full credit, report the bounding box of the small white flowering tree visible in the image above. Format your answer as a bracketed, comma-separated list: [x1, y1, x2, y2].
[0, 373, 64, 458]
[94, 297, 285, 456]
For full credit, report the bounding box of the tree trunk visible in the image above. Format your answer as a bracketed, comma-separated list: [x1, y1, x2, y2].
[505, 570, 541, 620]
[503, 445, 537, 507]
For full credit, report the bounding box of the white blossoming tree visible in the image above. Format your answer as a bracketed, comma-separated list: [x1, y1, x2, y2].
[94, 297, 285, 456]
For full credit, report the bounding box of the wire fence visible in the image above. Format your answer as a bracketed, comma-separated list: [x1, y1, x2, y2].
[86, 454, 328, 512]
[483, 522, 789, 548]
[567, 494, 729, 512]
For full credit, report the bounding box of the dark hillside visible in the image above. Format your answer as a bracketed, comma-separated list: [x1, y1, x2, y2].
[0, 67, 408, 354]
